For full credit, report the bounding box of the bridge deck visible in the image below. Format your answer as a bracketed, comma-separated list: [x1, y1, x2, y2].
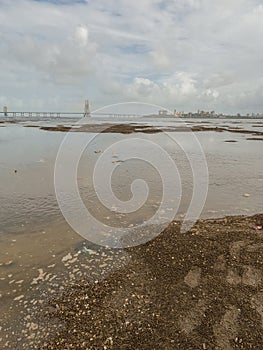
[0, 112, 142, 118]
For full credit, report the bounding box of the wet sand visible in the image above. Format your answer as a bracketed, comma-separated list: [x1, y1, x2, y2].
[1, 214, 263, 349]
[24, 123, 263, 137]
[1, 117, 263, 138]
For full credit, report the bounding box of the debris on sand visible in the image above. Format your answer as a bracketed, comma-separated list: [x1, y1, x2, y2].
[0, 260, 14, 267]
[82, 246, 97, 255]
[61, 253, 73, 263]
[31, 269, 46, 285]
[14, 295, 24, 302]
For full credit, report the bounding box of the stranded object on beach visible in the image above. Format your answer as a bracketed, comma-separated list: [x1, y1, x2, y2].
[243, 193, 250, 198]
[0, 260, 14, 267]
[253, 225, 262, 231]
[82, 246, 97, 255]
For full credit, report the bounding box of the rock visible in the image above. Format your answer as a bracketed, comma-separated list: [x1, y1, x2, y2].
[243, 193, 250, 198]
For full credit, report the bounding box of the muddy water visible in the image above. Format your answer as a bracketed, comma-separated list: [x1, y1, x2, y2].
[1, 119, 262, 227]
[0, 118, 262, 255]
[0, 118, 262, 343]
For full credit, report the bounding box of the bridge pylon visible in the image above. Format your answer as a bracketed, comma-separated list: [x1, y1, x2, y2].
[84, 100, 91, 117]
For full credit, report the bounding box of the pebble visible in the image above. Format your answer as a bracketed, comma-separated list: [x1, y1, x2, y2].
[62, 253, 73, 263]
[48, 264, 56, 269]
[27, 322, 38, 331]
[45, 273, 52, 281]
[15, 280, 24, 284]
[68, 257, 78, 264]
[14, 295, 24, 302]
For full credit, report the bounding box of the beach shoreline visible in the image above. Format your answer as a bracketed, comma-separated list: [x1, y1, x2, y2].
[1, 213, 263, 349]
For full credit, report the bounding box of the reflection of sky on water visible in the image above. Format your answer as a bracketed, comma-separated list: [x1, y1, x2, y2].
[0, 119, 262, 234]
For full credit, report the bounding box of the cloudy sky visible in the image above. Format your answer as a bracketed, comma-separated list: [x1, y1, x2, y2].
[0, 0, 262, 114]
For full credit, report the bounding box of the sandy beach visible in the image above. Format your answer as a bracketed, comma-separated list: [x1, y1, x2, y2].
[1, 213, 262, 349]
[0, 118, 262, 349]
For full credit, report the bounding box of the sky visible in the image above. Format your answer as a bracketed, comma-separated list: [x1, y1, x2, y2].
[0, 0, 262, 114]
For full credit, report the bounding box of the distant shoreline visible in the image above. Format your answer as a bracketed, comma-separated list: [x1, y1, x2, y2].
[1, 114, 263, 120]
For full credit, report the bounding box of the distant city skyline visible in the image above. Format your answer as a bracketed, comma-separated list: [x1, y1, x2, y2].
[0, 0, 262, 114]
[1, 103, 263, 118]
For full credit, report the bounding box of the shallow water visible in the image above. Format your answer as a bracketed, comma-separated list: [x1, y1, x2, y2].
[0, 118, 262, 233]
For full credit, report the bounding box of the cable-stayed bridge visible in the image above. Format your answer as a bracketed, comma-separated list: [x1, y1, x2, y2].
[0, 111, 143, 118]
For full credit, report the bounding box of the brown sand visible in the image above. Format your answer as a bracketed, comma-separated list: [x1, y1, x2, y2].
[3, 214, 263, 349]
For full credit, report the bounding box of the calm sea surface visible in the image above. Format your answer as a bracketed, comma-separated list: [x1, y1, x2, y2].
[1, 117, 262, 232]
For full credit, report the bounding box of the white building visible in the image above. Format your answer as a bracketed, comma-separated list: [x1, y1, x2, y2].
[158, 109, 168, 116]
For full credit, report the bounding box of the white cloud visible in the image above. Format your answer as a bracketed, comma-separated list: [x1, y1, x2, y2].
[74, 25, 89, 47]
[205, 89, 220, 99]
[123, 73, 218, 110]
[0, 0, 262, 113]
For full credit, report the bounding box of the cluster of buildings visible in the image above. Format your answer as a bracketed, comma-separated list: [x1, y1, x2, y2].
[158, 109, 263, 118]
